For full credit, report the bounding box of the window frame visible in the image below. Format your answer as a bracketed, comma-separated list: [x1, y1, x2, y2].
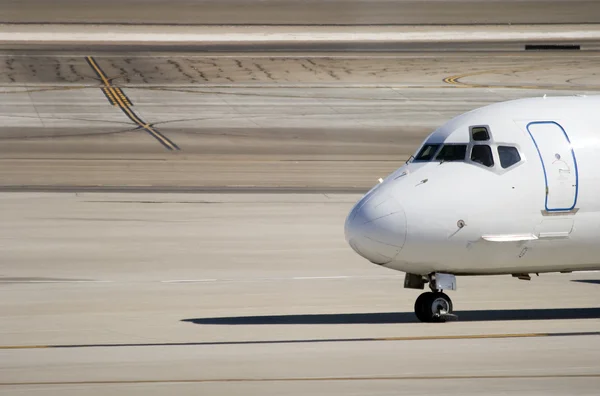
[470, 144, 495, 168]
[497, 145, 522, 169]
[495, 143, 526, 173]
[467, 124, 501, 170]
[470, 125, 491, 142]
[409, 124, 526, 173]
[412, 143, 442, 162]
[434, 143, 468, 162]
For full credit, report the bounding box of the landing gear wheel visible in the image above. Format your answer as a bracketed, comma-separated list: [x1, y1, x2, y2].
[414, 291, 433, 322]
[414, 291, 454, 322]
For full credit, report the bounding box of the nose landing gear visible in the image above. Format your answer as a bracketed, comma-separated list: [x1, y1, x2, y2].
[405, 272, 458, 322]
[414, 291, 455, 322]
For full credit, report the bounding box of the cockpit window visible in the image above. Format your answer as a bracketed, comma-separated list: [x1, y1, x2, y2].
[435, 144, 467, 162]
[498, 146, 521, 168]
[471, 126, 490, 141]
[415, 144, 440, 161]
[471, 145, 494, 167]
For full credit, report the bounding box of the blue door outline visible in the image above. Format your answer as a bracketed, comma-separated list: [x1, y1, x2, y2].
[526, 121, 579, 212]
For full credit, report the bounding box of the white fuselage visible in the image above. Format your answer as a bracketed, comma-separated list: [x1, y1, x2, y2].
[345, 95, 600, 275]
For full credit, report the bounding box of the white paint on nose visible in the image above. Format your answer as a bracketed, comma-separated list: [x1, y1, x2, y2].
[345, 192, 407, 265]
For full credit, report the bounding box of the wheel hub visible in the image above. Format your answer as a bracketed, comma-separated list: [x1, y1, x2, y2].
[431, 297, 450, 315]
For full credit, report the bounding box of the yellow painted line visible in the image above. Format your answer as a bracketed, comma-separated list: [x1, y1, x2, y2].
[113, 88, 132, 106]
[1, 374, 599, 386]
[382, 333, 546, 341]
[443, 69, 505, 87]
[0, 331, 597, 350]
[88, 57, 134, 108]
[115, 95, 140, 121]
[0, 332, 561, 350]
[86, 56, 111, 87]
[0, 345, 49, 349]
[101, 87, 118, 106]
[0, 86, 89, 94]
[443, 67, 535, 87]
[145, 127, 177, 149]
[114, 93, 175, 149]
[440, 66, 600, 91]
[85, 56, 179, 150]
[105, 91, 141, 125]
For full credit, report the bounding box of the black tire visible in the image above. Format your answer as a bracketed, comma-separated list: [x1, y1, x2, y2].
[414, 292, 453, 323]
[414, 292, 433, 322]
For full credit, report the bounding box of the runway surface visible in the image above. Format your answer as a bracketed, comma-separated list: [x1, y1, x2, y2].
[3, 0, 600, 25]
[2, 16, 600, 394]
[2, 51, 600, 190]
[0, 192, 599, 395]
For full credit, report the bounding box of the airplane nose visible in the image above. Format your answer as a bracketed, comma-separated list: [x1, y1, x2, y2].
[345, 193, 407, 265]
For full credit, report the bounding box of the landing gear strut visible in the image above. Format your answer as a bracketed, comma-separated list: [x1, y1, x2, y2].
[405, 273, 458, 322]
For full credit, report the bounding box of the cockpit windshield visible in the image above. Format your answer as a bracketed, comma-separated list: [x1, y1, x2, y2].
[410, 125, 520, 171]
[471, 145, 494, 167]
[435, 145, 467, 162]
[414, 144, 440, 161]
[414, 143, 468, 162]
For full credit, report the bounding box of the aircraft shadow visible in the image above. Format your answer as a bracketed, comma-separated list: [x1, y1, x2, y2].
[183, 307, 600, 325]
[572, 279, 600, 285]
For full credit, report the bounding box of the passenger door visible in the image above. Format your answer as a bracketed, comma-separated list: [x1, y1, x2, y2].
[527, 121, 578, 212]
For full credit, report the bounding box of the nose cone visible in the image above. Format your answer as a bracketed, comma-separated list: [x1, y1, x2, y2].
[345, 192, 407, 265]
